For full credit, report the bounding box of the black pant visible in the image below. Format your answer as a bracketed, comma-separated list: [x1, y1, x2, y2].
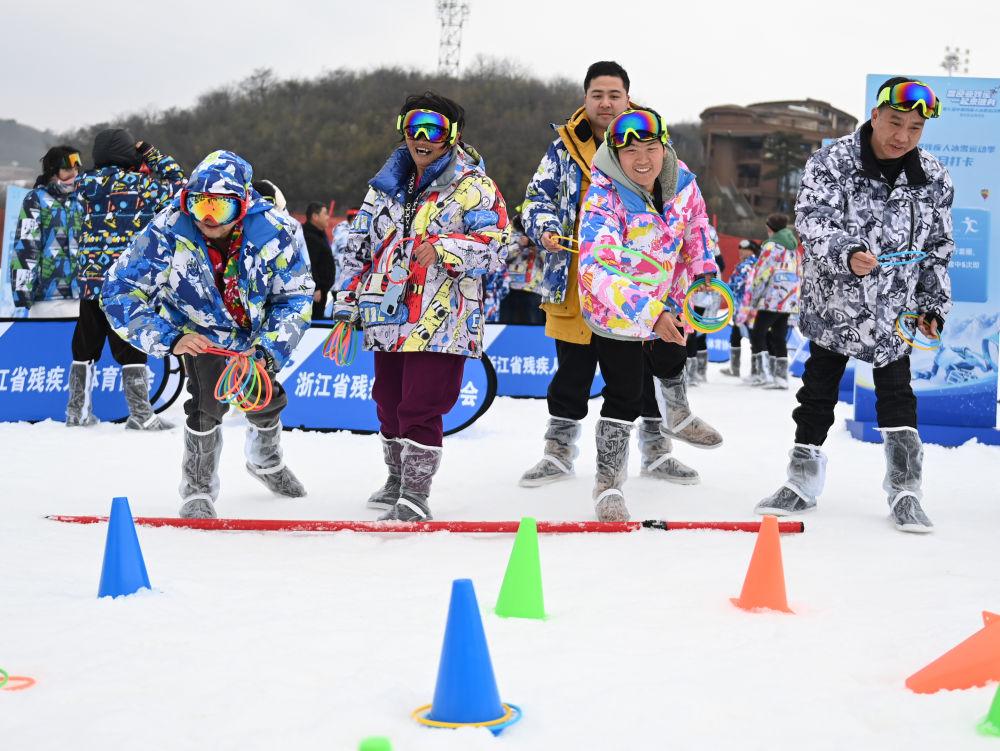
[547, 336, 685, 423]
[751, 311, 790, 357]
[730, 324, 745, 348]
[792, 341, 916, 446]
[312, 290, 330, 322]
[182, 353, 288, 432]
[498, 289, 545, 325]
[685, 306, 707, 356]
[71, 299, 147, 365]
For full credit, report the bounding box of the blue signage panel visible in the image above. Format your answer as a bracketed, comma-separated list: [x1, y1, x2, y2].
[484, 324, 605, 398]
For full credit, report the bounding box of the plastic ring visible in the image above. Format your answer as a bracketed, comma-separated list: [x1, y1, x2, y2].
[1, 675, 36, 691]
[879, 249, 928, 268]
[895, 312, 941, 351]
[0, 668, 7, 689]
[412, 702, 520, 730]
[682, 278, 734, 334]
[591, 243, 671, 285]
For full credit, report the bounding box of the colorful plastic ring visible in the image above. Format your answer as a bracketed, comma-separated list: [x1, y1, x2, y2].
[682, 278, 735, 334]
[412, 703, 522, 734]
[591, 243, 671, 285]
[895, 312, 941, 351]
[1, 675, 36, 691]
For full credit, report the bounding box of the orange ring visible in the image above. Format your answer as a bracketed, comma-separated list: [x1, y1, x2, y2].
[1, 675, 36, 691]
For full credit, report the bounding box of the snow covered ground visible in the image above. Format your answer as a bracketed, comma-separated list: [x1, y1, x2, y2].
[2, 363, 999, 750]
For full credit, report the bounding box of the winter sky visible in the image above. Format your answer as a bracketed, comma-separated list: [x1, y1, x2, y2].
[5, 0, 1000, 132]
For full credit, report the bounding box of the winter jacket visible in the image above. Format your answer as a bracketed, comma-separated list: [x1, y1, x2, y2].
[742, 226, 801, 317]
[506, 227, 541, 293]
[331, 218, 351, 288]
[578, 142, 718, 341]
[77, 142, 185, 299]
[10, 182, 83, 307]
[727, 255, 757, 325]
[101, 150, 314, 369]
[336, 143, 508, 358]
[302, 220, 335, 292]
[795, 122, 954, 367]
[521, 107, 600, 343]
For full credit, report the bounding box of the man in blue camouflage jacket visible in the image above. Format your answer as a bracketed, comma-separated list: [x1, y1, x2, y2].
[102, 150, 315, 519]
[755, 77, 954, 533]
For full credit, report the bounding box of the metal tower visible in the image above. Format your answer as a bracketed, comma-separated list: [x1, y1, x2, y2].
[941, 46, 970, 76]
[437, 0, 470, 77]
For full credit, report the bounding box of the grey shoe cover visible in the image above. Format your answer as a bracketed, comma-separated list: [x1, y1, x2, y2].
[179, 426, 222, 517]
[380, 440, 441, 521]
[765, 357, 789, 390]
[695, 351, 708, 384]
[123, 364, 174, 430]
[654, 374, 723, 449]
[882, 428, 933, 533]
[720, 347, 742, 377]
[519, 416, 581, 487]
[684, 358, 699, 387]
[594, 418, 632, 521]
[637, 418, 700, 485]
[368, 434, 403, 510]
[745, 352, 768, 387]
[755, 443, 827, 516]
[66, 360, 100, 427]
[245, 421, 307, 497]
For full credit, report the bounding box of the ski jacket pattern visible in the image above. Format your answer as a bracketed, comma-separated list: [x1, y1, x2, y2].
[10, 184, 83, 307]
[101, 151, 314, 369]
[795, 124, 954, 366]
[742, 227, 801, 317]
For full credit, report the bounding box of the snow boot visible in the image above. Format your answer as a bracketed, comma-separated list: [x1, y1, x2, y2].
[379, 439, 441, 521]
[367, 434, 403, 511]
[637, 418, 700, 484]
[695, 351, 709, 384]
[720, 347, 742, 377]
[245, 421, 307, 497]
[66, 360, 99, 427]
[745, 352, 768, 386]
[518, 416, 581, 487]
[122, 364, 173, 430]
[755, 444, 827, 516]
[764, 357, 789, 390]
[684, 358, 699, 387]
[654, 374, 723, 449]
[882, 427, 933, 533]
[179, 425, 223, 518]
[593, 418, 633, 522]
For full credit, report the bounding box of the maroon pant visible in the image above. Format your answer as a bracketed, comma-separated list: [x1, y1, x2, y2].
[373, 351, 466, 447]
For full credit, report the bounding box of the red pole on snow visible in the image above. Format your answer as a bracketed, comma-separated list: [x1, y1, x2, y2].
[47, 516, 804, 534]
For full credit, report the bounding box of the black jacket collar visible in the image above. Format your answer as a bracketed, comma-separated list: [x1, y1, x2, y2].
[858, 120, 927, 187]
[302, 220, 330, 245]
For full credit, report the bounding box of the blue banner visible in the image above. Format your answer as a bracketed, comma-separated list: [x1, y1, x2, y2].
[483, 324, 605, 398]
[0, 319, 181, 422]
[277, 326, 495, 434]
[1, 186, 30, 318]
[848, 75, 1000, 446]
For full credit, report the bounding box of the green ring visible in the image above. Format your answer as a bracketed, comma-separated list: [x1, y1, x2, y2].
[0, 668, 8, 689]
[590, 243, 670, 285]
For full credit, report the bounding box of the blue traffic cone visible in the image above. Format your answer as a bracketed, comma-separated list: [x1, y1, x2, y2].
[97, 497, 151, 598]
[412, 579, 521, 734]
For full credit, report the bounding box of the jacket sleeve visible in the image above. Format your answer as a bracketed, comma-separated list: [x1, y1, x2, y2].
[795, 151, 866, 271]
[142, 147, 187, 211]
[578, 180, 666, 337]
[677, 181, 719, 278]
[746, 243, 775, 310]
[334, 188, 377, 311]
[522, 140, 564, 245]
[100, 223, 184, 357]
[735, 263, 758, 325]
[255, 231, 315, 369]
[431, 174, 509, 276]
[914, 172, 955, 320]
[10, 190, 43, 307]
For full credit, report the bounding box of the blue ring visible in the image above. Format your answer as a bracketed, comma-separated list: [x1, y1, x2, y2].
[487, 704, 522, 736]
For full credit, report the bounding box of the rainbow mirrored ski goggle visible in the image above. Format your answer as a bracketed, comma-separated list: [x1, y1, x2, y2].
[877, 81, 941, 118]
[183, 191, 247, 226]
[396, 109, 458, 144]
[606, 109, 669, 149]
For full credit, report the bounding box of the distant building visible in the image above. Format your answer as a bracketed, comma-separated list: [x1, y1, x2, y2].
[700, 99, 857, 230]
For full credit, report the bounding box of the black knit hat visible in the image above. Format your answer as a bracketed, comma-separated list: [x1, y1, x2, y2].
[37, 145, 81, 185]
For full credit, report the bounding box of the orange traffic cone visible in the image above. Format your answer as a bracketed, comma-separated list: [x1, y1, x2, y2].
[906, 611, 1000, 694]
[730, 515, 792, 613]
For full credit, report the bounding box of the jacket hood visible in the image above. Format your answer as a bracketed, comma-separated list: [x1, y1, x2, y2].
[93, 128, 139, 170]
[370, 142, 485, 199]
[592, 140, 679, 210]
[769, 227, 798, 251]
[186, 150, 255, 199]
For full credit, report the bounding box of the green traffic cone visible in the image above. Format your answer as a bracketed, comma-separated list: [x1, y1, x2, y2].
[495, 517, 545, 619]
[358, 738, 392, 751]
[978, 683, 1000, 737]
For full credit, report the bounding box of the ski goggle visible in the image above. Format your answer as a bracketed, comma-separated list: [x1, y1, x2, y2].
[877, 81, 942, 119]
[607, 109, 669, 149]
[396, 109, 457, 144]
[62, 152, 82, 170]
[182, 191, 246, 226]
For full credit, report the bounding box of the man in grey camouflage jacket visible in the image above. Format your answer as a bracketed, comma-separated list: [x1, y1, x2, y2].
[755, 77, 954, 534]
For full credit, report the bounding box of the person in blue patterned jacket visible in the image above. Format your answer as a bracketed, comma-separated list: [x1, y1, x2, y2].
[10, 145, 84, 317]
[720, 239, 759, 377]
[102, 150, 315, 519]
[67, 128, 186, 429]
